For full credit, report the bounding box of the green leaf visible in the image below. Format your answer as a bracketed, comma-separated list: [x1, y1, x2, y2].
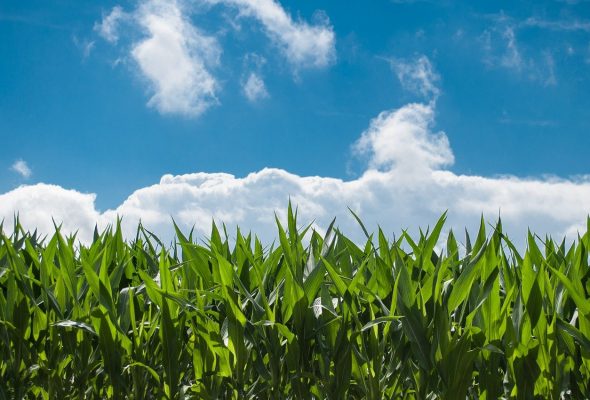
[52, 320, 97, 336]
[447, 242, 487, 312]
[161, 299, 180, 399]
[321, 256, 348, 297]
[556, 317, 590, 353]
[360, 316, 401, 332]
[549, 265, 590, 315]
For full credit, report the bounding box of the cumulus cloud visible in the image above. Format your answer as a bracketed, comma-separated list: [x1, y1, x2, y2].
[94, 6, 126, 43]
[5, 53, 587, 249]
[354, 103, 453, 174]
[242, 72, 269, 101]
[389, 55, 440, 99]
[131, 0, 221, 116]
[94, 0, 220, 117]
[0, 184, 103, 243]
[10, 160, 32, 179]
[95, 0, 334, 116]
[3, 98, 590, 250]
[215, 0, 336, 68]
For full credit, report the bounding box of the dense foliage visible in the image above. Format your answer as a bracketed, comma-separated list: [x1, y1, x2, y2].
[1, 207, 590, 399]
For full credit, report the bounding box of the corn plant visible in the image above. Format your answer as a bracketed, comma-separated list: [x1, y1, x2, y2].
[1, 206, 590, 399]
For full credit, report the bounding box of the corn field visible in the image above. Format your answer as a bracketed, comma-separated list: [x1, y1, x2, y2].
[1, 207, 590, 399]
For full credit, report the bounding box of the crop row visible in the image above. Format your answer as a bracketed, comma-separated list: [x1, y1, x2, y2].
[1, 207, 590, 399]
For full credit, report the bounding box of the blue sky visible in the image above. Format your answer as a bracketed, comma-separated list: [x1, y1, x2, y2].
[2, 0, 590, 245]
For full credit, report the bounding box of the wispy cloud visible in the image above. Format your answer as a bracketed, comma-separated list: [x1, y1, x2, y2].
[72, 36, 95, 60]
[390, 0, 440, 4]
[499, 117, 557, 127]
[242, 72, 269, 102]
[522, 17, 590, 32]
[479, 14, 560, 85]
[94, 6, 126, 43]
[388, 55, 440, 100]
[10, 160, 32, 179]
[542, 51, 557, 86]
[480, 20, 524, 71]
[557, 0, 590, 4]
[499, 26, 523, 70]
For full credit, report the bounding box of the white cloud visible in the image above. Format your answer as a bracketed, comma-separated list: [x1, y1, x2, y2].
[522, 17, 590, 32]
[4, 53, 585, 248]
[217, 0, 336, 68]
[354, 103, 453, 174]
[73, 36, 96, 60]
[479, 13, 527, 72]
[10, 160, 32, 179]
[543, 51, 557, 86]
[131, 0, 221, 116]
[500, 26, 523, 70]
[83, 41, 96, 59]
[3, 99, 590, 250]
[0, 184, 103, 244]
[96, 0, 333, 116]
[242, 72, 269, 101]
[94, 6, 126, 43]
[480, 18, 560, 85]
[499, 117, 556, 127]
[389, 55, 440, 99]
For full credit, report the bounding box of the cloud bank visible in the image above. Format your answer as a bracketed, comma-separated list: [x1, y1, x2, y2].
[3, 98, 589, 248]
[5, 55, 587, 249]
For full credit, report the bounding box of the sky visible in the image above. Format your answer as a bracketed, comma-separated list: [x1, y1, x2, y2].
[1, 0, 590, 247]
